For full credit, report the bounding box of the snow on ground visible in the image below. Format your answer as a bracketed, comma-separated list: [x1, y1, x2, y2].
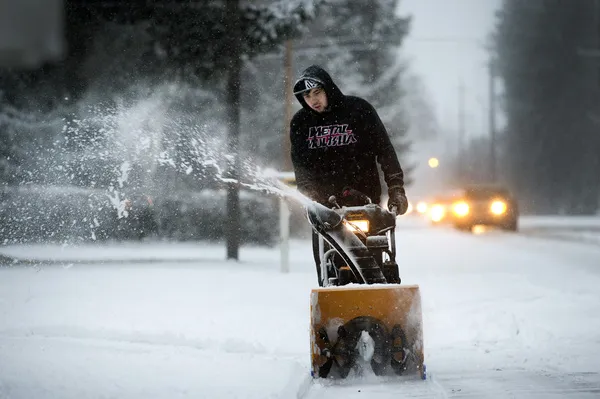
[518, 215, 600, 246]
[1, 216, 600, 398]
[519, 215, 600, 230]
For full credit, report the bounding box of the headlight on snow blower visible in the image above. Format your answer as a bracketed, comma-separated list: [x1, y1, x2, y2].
[490, 200, 507, 215]
[344, 219, 369, 233]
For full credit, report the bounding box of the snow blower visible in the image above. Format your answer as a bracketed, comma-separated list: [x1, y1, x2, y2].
[306, 189, 425, 380]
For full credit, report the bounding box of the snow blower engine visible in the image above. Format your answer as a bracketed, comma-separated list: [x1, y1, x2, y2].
[306, 188, 425, 380]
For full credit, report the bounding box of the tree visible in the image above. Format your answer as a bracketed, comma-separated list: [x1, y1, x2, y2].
[0, 0, 325, 255]
[403, 73, 440, 142]
[493, 0, 599, 214]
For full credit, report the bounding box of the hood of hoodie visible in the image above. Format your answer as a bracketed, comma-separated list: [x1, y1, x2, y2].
[293, 65, 345, 113]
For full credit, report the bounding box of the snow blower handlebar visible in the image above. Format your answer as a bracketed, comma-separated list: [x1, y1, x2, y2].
[306, 201, 343, 234]
[306, 191, 389, 285]
[342, 186, 372, 205]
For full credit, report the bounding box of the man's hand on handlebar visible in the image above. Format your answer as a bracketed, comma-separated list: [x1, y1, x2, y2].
[388, 186, 408, 215]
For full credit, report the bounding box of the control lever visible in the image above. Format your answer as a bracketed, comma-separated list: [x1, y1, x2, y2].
[328, 195, 341, 209]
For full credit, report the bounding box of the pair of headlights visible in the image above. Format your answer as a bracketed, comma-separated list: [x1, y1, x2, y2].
[451, 200, 508, 217]
[428, 200, 508, 221]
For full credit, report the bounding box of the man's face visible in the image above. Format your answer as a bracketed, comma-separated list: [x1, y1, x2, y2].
[302, 87, 328, 113]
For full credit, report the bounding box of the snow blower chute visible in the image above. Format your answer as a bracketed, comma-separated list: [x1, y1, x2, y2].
[306, 190, 425, 380]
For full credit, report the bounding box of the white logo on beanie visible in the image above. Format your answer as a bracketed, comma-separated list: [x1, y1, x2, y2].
[304, 79, 319, 90]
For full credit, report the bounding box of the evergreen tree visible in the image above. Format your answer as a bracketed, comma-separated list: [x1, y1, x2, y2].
[0, 0, 323, 183]
[493, 0, 598, 214]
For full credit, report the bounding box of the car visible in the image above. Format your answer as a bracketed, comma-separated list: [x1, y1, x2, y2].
[449, 184, 519, 232]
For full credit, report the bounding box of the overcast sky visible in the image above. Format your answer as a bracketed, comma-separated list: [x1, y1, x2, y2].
[394, 0, 503, 196]
[397, 0, 503, 139]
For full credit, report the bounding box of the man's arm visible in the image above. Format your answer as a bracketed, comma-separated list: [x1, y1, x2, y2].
[363, 101, 408, 213]
[365, 103, 406, 192]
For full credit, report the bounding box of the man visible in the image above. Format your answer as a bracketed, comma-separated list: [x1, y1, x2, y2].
[290, 64, 408, 212]
[289, 64, 408, 284]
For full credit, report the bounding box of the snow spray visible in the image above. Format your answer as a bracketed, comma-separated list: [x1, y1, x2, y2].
[58, 89, 315, 242]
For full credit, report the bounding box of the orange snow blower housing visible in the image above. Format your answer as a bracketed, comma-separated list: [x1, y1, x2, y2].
[306, 192, 425, 380]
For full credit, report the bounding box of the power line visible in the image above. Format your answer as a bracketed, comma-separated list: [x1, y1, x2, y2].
[257, 40, 400, 60]
[406, 36, 485, 44]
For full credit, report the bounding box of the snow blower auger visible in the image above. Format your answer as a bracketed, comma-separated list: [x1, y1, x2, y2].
[306, 189, 425, 380]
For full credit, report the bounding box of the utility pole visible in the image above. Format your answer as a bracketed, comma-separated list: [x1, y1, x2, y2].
[457, 78, 466, 180]
[366, 1, 380, 84]
[488, 58, 497, 182]
[282, 40, 293, 171]
[279, 40, 294, 274]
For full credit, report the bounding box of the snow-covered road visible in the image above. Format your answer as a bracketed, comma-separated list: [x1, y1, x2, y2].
[1, 218, 600, 398]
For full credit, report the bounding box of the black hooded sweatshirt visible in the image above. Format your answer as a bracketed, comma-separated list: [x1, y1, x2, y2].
[290, 65, 406, 205]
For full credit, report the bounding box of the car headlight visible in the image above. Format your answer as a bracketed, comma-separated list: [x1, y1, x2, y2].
[430, 204, 445, 222]
[452, 201, 470, 217]
[344, 219, 369, 233]
[416, 201, 428, 214]
[490, 200, 507, 215]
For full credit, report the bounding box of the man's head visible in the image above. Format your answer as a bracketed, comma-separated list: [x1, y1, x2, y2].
[293, 65, 345, 113]
[293, 77, 328, 113]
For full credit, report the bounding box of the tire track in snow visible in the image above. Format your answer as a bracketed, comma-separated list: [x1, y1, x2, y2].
[433, 369, 600, 398]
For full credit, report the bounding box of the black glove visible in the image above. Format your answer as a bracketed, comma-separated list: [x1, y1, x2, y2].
[388, 186, 408, 215]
